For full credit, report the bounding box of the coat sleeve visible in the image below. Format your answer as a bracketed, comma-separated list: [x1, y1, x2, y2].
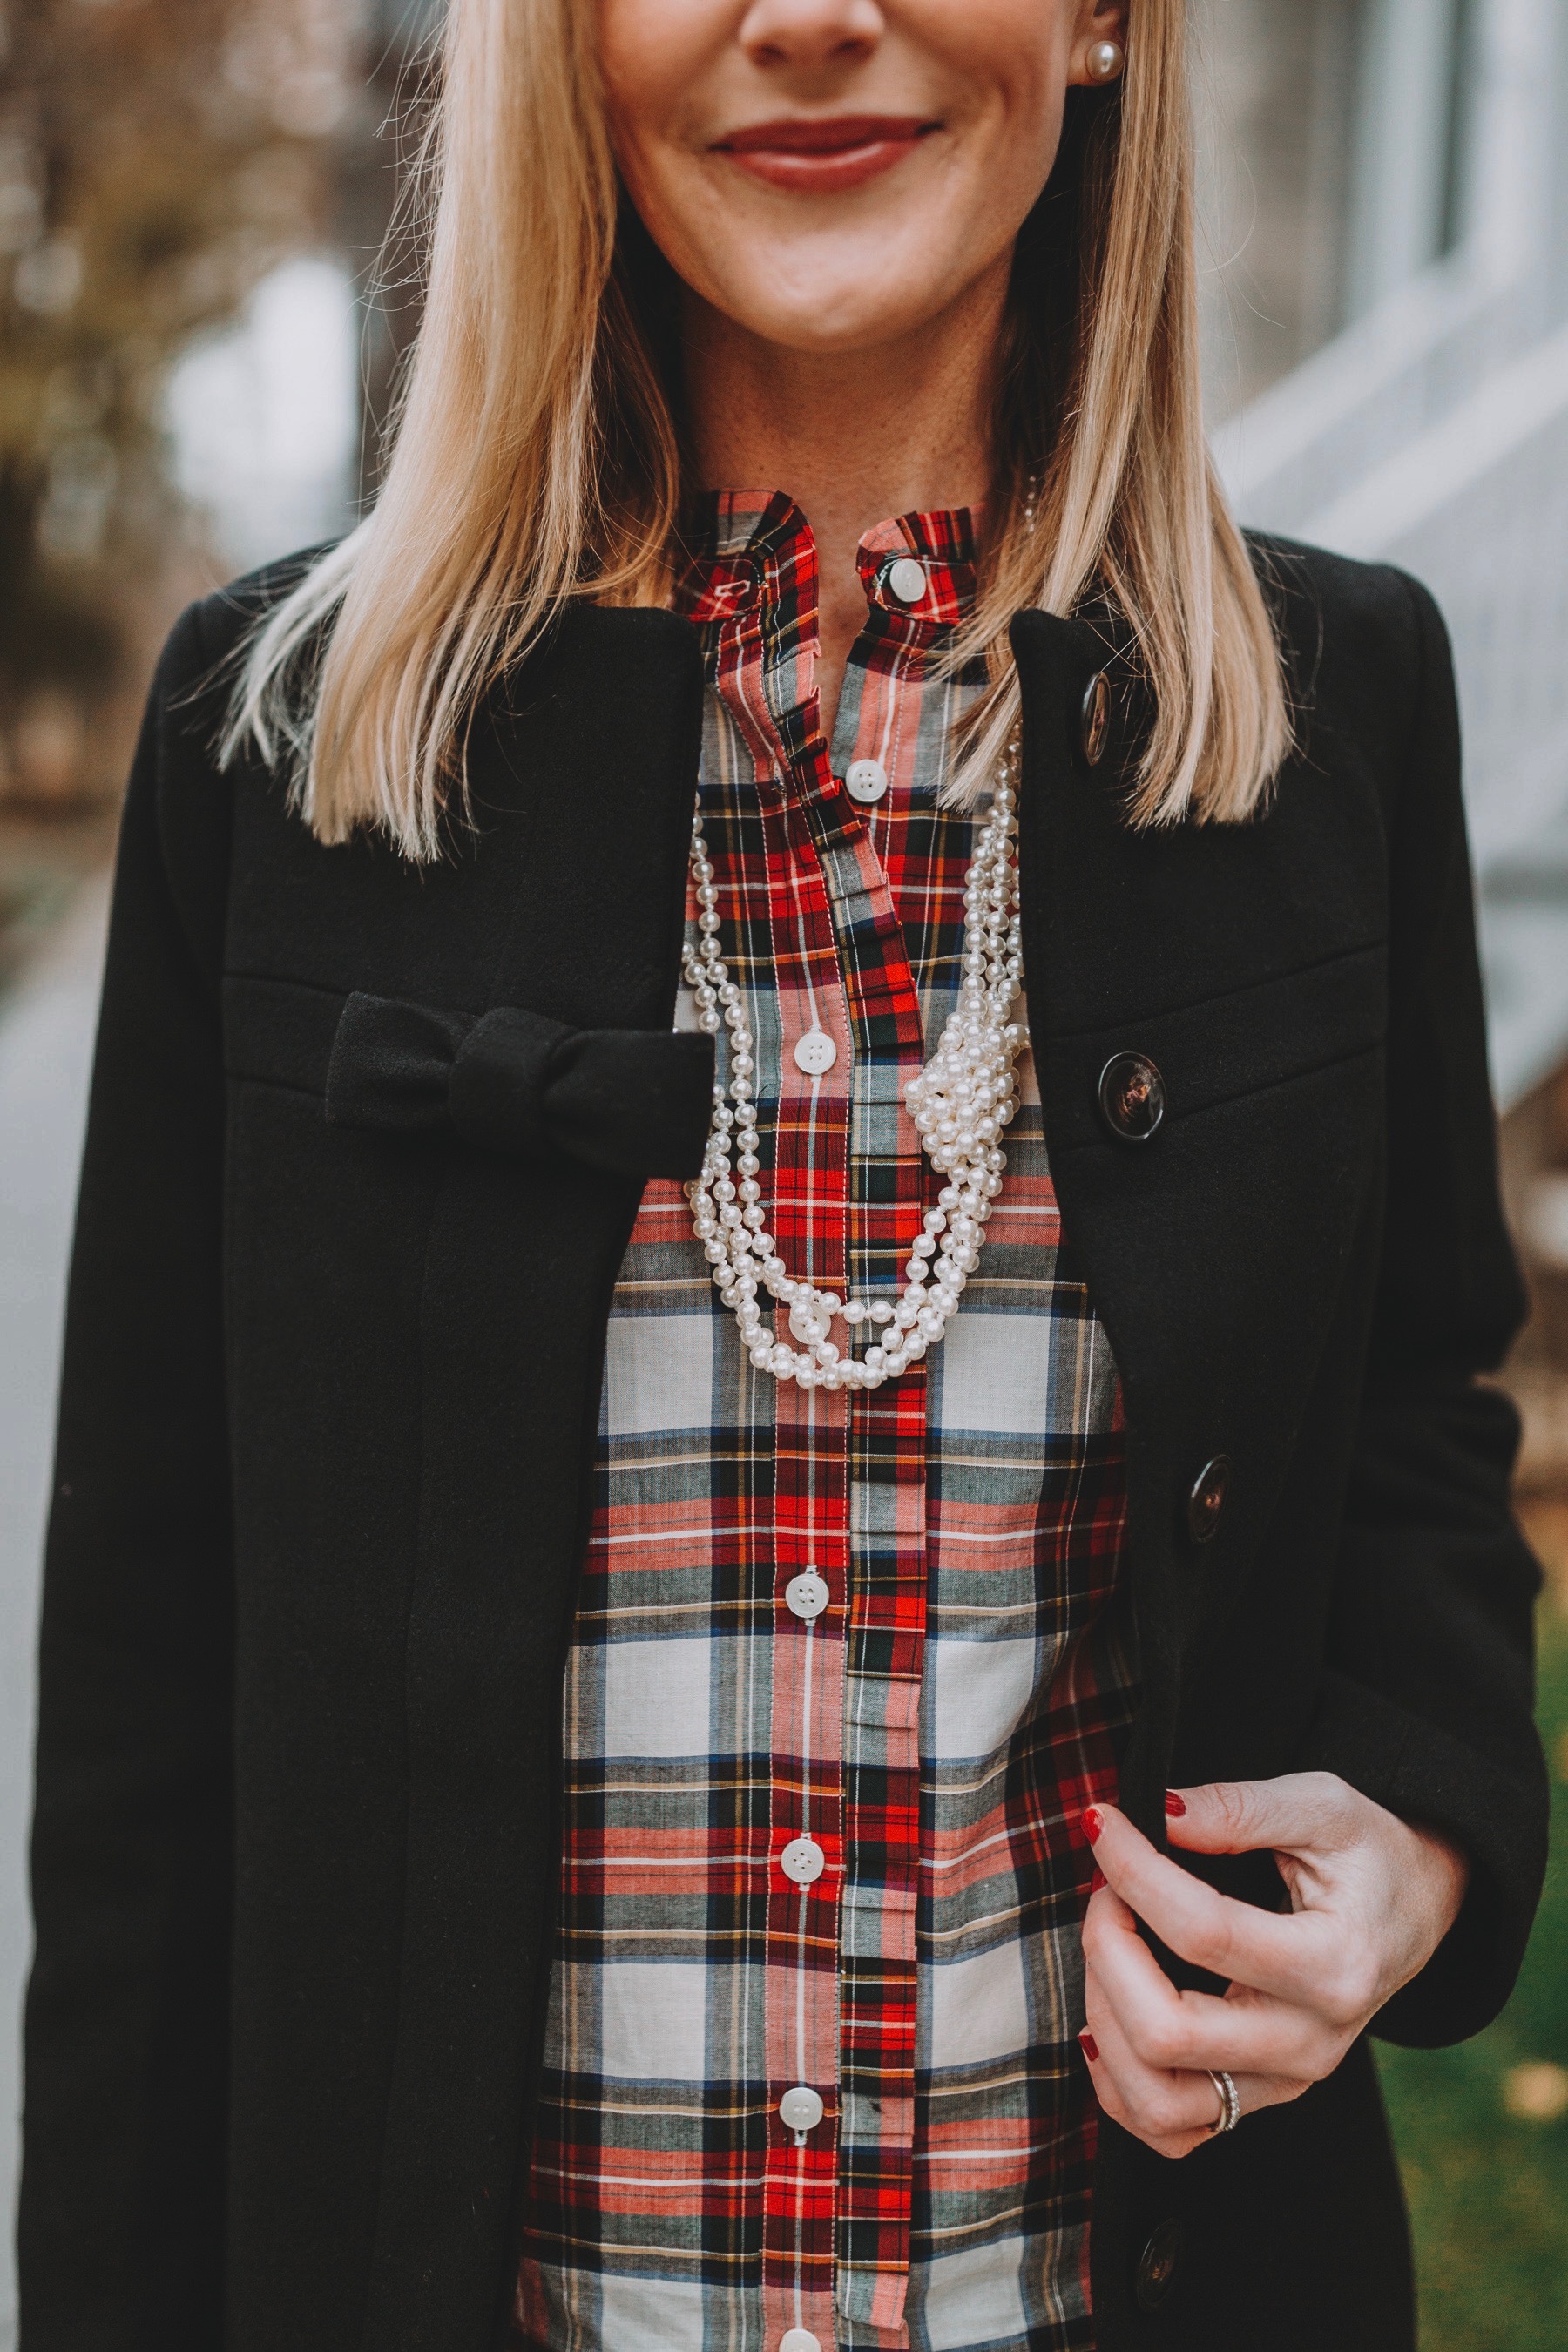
[20, 600, 237, 2344]
[1295, 570, 1549, 2047]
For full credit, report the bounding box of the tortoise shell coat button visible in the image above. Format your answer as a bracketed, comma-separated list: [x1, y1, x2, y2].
[1080, 670, 1112, 767]
[1135, 2218, 1185, 2311]
[1098, 1051, 1166, 1143]
[1186, 1455, 1232, 1544]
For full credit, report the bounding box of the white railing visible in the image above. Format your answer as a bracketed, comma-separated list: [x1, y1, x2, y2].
[1209, 0, 1568, 1108]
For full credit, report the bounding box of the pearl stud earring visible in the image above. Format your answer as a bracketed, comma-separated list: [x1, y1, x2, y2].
[1086, 39, 1125, 81]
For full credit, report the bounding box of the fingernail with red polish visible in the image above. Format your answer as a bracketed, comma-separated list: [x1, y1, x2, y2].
[1080, 1806, 1104, 1843]
[1079, 2030, 1099, 2063]
[1090, 1867, 1107, 1894]
[1165, 1790, 1187, 1817]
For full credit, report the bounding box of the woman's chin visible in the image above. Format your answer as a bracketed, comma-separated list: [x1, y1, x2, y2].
[689, 236, 995, 361]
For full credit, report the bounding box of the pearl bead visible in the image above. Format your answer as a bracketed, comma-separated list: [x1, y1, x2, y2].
[684, 775, 1027, 1391]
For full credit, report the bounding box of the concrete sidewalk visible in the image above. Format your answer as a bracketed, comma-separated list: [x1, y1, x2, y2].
[0, 880, 111, 2341]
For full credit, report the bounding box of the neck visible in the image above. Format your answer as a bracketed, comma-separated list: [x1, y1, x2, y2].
[682, 258, 1010, 738]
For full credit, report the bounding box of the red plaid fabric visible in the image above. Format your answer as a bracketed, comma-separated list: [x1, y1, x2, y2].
[515, 494, 1136, 2352]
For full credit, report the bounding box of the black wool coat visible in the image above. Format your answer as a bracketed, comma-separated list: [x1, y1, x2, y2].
[20, 539, 1549, 2352]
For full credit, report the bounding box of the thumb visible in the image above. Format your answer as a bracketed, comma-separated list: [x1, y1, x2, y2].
[1165, 1771, 1359, 1860]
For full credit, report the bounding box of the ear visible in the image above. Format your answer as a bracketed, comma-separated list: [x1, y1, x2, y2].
[1065, 0, 1130, 89]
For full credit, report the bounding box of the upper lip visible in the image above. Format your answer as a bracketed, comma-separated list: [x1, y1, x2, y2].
[714, 114, 932, 156]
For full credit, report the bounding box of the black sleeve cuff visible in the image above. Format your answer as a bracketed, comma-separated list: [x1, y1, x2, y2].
[1294, 1667, 1547, 2045]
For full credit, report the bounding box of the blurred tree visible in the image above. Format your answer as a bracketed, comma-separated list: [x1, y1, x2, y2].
[0, 0, 358, 803]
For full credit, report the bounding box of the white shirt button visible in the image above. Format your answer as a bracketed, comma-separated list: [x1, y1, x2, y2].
[844, 758, 889, 804]
[779, 2085, 825, 2134]
[793, 1028, 837, 1076]
[780, 1835, 826, 1886]
[785, 1570, 830, 1622]
[888, 555, 928, 605]
[781, 2334, 822, 2352]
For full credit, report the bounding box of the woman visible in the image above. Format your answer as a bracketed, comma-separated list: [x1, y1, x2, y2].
[21, 3, 1547, 2349]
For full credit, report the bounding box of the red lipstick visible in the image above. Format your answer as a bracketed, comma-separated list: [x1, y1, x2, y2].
[714, 114, 934, 194]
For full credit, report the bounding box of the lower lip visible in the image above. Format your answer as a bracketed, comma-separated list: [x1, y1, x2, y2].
[720, 137, 924, 195]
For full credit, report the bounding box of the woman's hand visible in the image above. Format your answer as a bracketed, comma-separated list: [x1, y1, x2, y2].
[1078, 1771, 1470, 2159]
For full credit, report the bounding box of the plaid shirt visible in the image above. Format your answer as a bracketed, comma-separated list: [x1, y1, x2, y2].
[516, 494, 1136, 2352]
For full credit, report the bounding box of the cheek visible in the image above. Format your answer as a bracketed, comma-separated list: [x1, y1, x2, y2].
[918, 0, 1071, 74]
[595, 0, 738, 272]
[913, 0, 1067, 189]
[595, 0, 714, 173]
[918, 87, 1064, 287]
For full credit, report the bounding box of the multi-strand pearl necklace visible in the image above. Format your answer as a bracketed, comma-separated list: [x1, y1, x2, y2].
[682, 743, 1028, 1390]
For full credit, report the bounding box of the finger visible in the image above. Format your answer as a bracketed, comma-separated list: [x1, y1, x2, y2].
[1079, 1986, 1231, 2159]
[1085, 1802, 1346, 2007]
[1083, 1966, 1308, 2156]
[1164, 1772, 1363, 1861]
[1085, 1897, 1349, 2081]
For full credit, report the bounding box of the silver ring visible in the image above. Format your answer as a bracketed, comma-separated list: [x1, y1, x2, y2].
[1207, 2069, 1240, 2134]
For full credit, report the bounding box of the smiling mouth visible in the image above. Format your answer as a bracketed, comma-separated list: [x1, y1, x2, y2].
[713, 115, 936, 194]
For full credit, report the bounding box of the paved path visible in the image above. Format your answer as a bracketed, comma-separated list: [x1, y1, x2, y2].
[0, 881, 111, 2342]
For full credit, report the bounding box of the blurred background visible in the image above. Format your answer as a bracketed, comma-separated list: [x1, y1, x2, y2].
[0, 0, 1565, 2342]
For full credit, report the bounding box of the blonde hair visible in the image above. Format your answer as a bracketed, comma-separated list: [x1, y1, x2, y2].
[227, 0, 1288, 858]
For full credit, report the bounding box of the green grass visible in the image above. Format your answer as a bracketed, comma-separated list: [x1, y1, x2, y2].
[1376, 1597, 1568, 2350]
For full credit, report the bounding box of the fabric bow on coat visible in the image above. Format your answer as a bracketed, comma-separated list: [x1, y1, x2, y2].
[325, 991, 716, 1180]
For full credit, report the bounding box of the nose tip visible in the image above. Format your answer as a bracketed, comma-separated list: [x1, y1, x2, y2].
[738, 0, 884, 71]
